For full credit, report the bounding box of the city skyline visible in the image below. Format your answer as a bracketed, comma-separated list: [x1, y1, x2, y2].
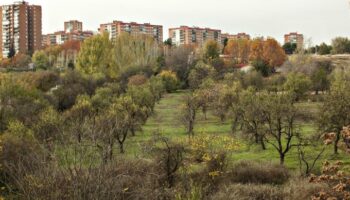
[1, 0, 350, 45]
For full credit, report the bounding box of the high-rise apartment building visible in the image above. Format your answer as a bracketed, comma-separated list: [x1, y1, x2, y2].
[169, 26, 221, 46]
[221, 32, 251, 43]
[42, 20, 93, 47]
[284, 32, 304, 49]
[64, 20, 83, 33]
[0, 1, 41, 59]
[99, 20, 163, 42]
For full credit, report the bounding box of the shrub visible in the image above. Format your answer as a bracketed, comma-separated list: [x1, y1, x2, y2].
[283, 178, 329, 200]
[252, 59, 271, 77]
[229, 161, 290, 185]
[209, 184, 284, 200]
[52, 71, 105, 111]
[159, 70, 179, 93]
[128, 74, 148, 86]
[2, 157, 174, 200]
[209, 177, 328, 200]
[16, 71, 59, 92]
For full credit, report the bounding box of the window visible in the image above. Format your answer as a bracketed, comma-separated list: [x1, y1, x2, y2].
[191, 30, 196, 42]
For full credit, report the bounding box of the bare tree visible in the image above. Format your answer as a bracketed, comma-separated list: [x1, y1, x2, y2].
[180, 94, 198, 138]
[261, 92, 301, 165]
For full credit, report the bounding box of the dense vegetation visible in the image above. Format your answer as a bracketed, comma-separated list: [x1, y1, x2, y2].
[0, 34, 350, 200]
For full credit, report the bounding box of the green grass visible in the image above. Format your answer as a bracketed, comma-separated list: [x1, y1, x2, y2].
[123, 91, 349, 172]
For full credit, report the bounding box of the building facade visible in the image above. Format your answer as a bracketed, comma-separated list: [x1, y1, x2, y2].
[0, 1, 41, 59]
[221, 32, 251, 43]
[42, 20, 93, 47]
[284, 32, 304, 49]
[64, 20, 82, 33]
[169, 26, 221, 46]
[99, 20, 163, 42]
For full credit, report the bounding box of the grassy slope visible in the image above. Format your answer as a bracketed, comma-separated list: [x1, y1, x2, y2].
[125, 91, 349, 171]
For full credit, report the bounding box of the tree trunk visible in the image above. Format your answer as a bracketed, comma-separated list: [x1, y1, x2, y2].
[119, 142, 124, 154]
[254, 133, 259, 144]
[203, 108, 207, 120]
[334, 131, 340, 154]
[189, 120, 194, 137]
[131, 127, 135, 137]
[220, 115, 225, 123]
[77, 132, 82, 143]
[108, 142, 114, 161]
[259, 136, 266, 150]
[280, 153, 285, 165]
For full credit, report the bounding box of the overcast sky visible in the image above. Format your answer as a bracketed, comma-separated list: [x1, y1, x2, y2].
[3, 0, 350, 44]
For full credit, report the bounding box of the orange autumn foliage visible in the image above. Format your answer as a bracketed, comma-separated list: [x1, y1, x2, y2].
[224, 37, 286, 67]
[224, 39, 251, 64]
[262, 38, 286, 67]
[249, 38, 264, 61]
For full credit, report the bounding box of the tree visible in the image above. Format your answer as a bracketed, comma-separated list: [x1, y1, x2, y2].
[331, 37, 350, 54]
[241, 70, 264, 90]
[12, 53, 31, 68]
[76, 32, 114, 76]
[262, 38, 286, 68]
[165, 45, 195, 86]
[311, 67, 330, 95]
[113, 33, 160, 77]
[249, 38, 264, 61]
[126, 85, 154, 128]
[238, 89, 267, 150]
[216, 81, 242, 132]
[212, 82, 242, 123]
[0, 79, 48, 132]
[61, 40, 81, 69]
[210, 57, 226, 75]
[261, 92, 301, 165]
[148, 76, 166, 102]
[164, 38, 172, 47]
[153, 137, 184, 188]
[194, 79, 215, 120]
[188, 61, 215, 90]
[282, 42, 297, 55]
[7, 47, 16, 59]
[252, 59, 271, 77]
[64, 95, 94, 143]
[318, 72, 350, 154]
[105, 96, 140, 154]
[33, 107, 63, 145]
[317, 43, 332, 55]
[180, 94, 198, 137]
[203, 40, 220, 61]
[32, 50, 49, 70]
[224, 39, 251, 64]
[52, 70, 101, 111]
[44, 45, 62, 68]
[283, 72, 311, 101]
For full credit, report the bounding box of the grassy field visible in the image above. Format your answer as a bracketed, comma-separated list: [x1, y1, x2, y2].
[124, 91, 349, 172]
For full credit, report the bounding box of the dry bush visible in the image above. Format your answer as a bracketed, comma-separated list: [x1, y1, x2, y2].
[208, 177, 328, 200]
[283, 178, 329, 200]
[229, 161, 290, 185]
[128, 74, 148, 86]
[209, 184, 284, 200]
[4, 158, 174, 200]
